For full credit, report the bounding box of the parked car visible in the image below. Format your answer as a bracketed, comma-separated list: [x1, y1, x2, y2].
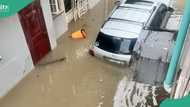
[89, 7, 151, 65]
[89, 0, 172, 65]
[89, 20, 142, 65]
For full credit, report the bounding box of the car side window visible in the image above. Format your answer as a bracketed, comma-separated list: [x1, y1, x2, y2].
[150, 4, 167, 28]
[125, 0, 153, 6]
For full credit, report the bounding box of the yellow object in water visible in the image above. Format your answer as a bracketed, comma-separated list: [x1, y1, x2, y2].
[71, 29, 87, 39]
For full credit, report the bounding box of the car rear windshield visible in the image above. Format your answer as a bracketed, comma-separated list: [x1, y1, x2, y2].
[95, 32, 137, 55]
[125, 0, 153, 6]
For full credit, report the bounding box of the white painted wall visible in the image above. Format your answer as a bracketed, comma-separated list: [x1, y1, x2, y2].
[66, 10, 74, 23]
[46, 0, 68, 39]
[0, 15, 34, 98]
[53, 13, 68, 39]
[40, 0, 57, 49]
[88, 0, 101, 9]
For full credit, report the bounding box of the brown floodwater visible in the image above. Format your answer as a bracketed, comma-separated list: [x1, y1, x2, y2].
[0, 0, 131, 107]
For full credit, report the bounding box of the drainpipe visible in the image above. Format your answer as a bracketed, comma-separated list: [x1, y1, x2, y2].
[164, 0, 190, 92]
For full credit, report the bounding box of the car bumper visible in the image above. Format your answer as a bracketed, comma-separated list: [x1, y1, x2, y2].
[92, 46, 132, 65]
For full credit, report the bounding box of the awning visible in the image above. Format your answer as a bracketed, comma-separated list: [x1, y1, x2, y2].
[0, 0, 32, 18]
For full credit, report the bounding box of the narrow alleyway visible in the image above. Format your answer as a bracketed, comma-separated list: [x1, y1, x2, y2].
[0, 0, 131, 107]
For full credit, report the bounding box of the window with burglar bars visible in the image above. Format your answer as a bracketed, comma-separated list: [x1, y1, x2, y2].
[64, 0, 72, 12]
[49, 0, 64, 15]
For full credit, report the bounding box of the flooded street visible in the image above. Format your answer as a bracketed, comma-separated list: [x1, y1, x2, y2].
[0, 0, 130, 107]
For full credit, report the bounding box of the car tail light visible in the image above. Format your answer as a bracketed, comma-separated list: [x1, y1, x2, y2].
[89, 49, 95, 56]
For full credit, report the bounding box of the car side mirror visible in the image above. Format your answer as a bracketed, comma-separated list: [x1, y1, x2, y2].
[168, 7, 174, 12]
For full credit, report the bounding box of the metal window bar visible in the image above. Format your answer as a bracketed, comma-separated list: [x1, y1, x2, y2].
[49, 0, 62, 14]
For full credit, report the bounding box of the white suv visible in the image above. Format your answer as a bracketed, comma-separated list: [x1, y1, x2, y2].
[89, 1, 170, 65]
[90, 20, 142, 65]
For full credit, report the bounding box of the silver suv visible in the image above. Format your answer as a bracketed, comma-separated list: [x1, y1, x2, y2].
[89, 0, 172, 65]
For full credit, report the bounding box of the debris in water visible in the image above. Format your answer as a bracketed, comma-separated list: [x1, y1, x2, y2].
[101, 95, 105, 99]
[71, 29, 87, 39]
[36, 74, 40, 78]
[99, 78, 104, 82]
[38, 57, 66, 66]
[97, 102, 103, 107]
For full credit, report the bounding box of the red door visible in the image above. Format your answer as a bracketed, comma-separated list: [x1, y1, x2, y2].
[19, 0, 51, 64]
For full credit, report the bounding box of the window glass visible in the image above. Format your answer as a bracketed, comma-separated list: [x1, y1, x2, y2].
[119, 39, 131, 54]
[49, 0, 64, 14]
[49, 0, 57, 13]
[95, 32, 121, 53]
[64, 0, 72, 12]
[125, 0, 153, 6]
[150, 4, 168, 28]
[95, 32, 137, 55]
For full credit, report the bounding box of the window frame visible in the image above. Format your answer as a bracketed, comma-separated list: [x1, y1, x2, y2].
[49, 0, 65, 15]
[64, 0, 73, 13]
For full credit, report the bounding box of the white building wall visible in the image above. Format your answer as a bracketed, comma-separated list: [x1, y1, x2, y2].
[66, 10, 74, 23]
[41, 0, 68, 40]
[53, 14, 68, 39]
[41, 0, 57, 49]
[88, 0, 101, 9]
[0, 15, 34, 98]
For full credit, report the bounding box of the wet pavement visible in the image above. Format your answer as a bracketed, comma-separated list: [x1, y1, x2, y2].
[114, 78, 169, 107]
[0, 0, 132, 107]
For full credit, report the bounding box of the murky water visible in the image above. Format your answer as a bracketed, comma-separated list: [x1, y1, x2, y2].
[114, 75, 170, 107]
[0, 0, 131, 107]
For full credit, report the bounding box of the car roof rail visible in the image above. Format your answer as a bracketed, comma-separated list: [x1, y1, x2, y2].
[107, 17, 142, 25]
[118, 5, 150, 11]
[126, 0, 154, 4]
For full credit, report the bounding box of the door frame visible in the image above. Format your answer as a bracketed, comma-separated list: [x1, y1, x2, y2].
[18, 0, 51, 64]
